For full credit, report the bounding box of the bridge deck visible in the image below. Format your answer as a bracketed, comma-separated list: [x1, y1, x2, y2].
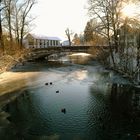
[27, 45, 110, 60]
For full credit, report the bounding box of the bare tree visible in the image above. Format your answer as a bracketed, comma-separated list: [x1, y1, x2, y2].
[2, 0, 36, 48]
[19, 0, 36, 47]
[88, 0, 140, 84]
[0, 0, 4, 52]
[3, 0, 13, 43]
[88, 0, 121, 67]
[87, 0, 137, 67]
[65, 28, 73, 46]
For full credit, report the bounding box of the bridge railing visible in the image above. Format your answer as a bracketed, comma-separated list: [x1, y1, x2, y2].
[29, 46, 92, 51]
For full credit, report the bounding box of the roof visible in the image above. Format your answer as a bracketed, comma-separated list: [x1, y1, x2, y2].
[62, 40, 69, 43]
[29, 33, 61, 41]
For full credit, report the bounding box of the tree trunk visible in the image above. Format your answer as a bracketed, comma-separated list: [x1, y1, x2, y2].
[0, 0, 4, 53]
[137, 32, 140, 84]
[65, 28, 72, 46]
[8, 2, 13, 44]
[106, 10, 115, 68]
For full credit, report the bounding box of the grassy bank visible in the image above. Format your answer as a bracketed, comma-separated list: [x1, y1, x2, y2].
[0, 49, 29, 74]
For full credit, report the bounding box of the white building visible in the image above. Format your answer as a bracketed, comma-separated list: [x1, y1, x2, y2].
[24, 33, 61, 48]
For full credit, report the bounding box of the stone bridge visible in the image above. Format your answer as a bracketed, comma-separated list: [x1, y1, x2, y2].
[26, 45, 109, 61]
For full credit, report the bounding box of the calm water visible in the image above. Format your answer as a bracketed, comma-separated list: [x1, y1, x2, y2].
[0, 54, 140, 140]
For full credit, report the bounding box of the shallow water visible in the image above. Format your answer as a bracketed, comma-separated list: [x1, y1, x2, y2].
[0, 55, 140, 140]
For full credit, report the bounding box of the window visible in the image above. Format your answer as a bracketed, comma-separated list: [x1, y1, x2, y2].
[47, 41, 49, 46]
[50, 40, 52, 46]
[52, 40, 55, 46]
[40, 40, 43, 48]
[56, 41, 58, 46]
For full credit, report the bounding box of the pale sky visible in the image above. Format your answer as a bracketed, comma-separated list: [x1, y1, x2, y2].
[31, 0, 89, 40]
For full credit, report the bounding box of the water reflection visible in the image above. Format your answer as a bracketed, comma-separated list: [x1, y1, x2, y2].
[68, 53, 92, 64]
[71, 70, 88, 80]
[47, 52, 92, 65]
[88, 83, 140, 140]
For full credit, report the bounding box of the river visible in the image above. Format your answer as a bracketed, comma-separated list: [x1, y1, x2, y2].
[0, 53, 140, 140]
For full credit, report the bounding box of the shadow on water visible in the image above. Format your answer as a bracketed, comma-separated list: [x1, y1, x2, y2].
[88, 83, 140, 140]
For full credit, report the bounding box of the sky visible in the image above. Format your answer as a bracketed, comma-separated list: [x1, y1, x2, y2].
[121, 2, 140, 18]
[31, 0, 89, 41]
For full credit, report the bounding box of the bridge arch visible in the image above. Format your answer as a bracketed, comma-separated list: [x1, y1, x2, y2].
[26, 45, 109, 61]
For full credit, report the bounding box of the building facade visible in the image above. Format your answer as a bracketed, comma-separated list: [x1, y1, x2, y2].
[24, 33, 61, 48]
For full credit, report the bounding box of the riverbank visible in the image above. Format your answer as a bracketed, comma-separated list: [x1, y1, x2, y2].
[0, 71, 43, 108]
[0, 48, 30, 74]
[0, 55, 18, 73]
[0, 50, 39, 96]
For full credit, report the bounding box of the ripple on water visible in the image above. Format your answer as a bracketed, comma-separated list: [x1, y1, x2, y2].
[1, 61, 140, 140]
